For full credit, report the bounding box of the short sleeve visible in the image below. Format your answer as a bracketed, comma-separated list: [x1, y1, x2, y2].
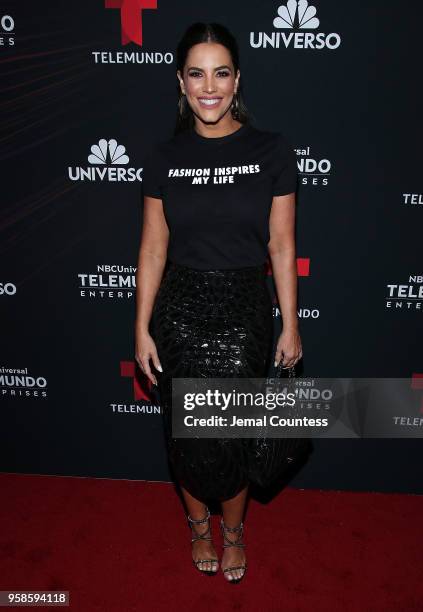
[142, 146, 164, 199]
[271, 133, 297, 196]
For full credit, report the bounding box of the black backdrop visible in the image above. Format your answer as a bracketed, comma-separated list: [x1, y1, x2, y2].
[1, 1, 422, 493]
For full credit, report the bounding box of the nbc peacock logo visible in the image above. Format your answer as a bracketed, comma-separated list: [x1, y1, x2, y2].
[68, 139, 143, 182]
[250, 1, 341, 50]
[274, 0, 319, 29]
[88, 139, 129, 165]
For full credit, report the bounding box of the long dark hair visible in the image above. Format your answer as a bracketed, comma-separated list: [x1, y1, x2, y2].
[174, 22, 254, 136]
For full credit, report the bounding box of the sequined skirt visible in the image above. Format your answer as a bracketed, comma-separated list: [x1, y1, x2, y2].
[150, 261, 274, 502]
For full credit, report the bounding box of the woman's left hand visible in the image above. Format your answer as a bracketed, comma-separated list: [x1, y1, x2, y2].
[274, 327, 303, 368]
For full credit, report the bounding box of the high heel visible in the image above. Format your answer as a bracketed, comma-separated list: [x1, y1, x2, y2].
[187, 507, 219, 575]
[220, 518, 247, 583]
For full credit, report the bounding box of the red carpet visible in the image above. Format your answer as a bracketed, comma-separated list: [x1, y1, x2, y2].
[0, 473, 422, 611]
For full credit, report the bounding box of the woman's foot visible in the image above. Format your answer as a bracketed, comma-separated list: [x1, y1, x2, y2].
[188, 508, 219, 574]
[220, 519, 247, 583]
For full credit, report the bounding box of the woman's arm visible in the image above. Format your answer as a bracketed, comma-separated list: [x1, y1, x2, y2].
[134, 195, 169, 384]
[267, 192, 303, 368]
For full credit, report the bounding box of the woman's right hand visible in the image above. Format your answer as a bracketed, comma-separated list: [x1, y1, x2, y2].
[135, 327, 163, 386]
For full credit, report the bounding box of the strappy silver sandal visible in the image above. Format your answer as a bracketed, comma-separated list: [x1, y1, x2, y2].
[220, 518, 247, 583]
[187, 507, 219, 575]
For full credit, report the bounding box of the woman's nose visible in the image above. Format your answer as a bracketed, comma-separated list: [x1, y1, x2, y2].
[203, 77, 216, 93]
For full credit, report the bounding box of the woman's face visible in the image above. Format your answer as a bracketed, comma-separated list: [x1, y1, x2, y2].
[177, 42, 240, 125]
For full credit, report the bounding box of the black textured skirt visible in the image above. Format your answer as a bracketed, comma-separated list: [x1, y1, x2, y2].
[150, 261, 274, 502]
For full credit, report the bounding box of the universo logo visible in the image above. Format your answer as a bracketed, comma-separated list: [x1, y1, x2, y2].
[250, 1, 341, 50]
[68, 139, 143, 182]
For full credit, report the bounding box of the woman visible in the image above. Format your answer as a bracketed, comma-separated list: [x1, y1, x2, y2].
[135, 22, 302, 583]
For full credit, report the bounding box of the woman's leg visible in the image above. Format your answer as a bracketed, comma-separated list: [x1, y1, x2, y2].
[181, 486, 219, 573]
[221, 485, 249, 581]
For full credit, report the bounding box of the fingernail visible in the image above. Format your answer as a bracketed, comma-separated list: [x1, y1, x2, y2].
[274, 360, 278, 367]
[158, 365, 163, 372]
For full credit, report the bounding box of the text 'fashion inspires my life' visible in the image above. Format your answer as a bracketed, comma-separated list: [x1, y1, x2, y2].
[168, 164, 261, 184]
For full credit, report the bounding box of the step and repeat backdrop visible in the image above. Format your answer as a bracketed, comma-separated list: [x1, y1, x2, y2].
[1, 1, 422, 493]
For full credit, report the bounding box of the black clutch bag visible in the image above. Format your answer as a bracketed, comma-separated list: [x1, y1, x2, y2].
[247, 361, 312, 488]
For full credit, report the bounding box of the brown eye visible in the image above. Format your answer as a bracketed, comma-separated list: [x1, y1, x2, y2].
[188, 71, 202, 78]
[217, 71, 230, 77]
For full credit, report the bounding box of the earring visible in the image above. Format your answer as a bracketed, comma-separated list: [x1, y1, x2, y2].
[178, 92, 186, 116]
[231, 92, 240, 119]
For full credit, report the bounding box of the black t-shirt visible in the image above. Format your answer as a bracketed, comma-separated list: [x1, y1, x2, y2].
[141, 122, 297, 270]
